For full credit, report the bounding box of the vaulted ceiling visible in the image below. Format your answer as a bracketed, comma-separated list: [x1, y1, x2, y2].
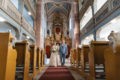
[45, 0, 72, 22]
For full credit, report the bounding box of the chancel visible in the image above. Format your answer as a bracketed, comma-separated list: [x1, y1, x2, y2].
[0, 0, 120, 80]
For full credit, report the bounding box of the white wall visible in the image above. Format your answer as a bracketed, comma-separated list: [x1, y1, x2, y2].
[94, 0, 107, 14]
[80, 6, 92, 30]
[0, 22, 18, 38]
[81, 34, 94, 45]
[97, 15, 120, 41]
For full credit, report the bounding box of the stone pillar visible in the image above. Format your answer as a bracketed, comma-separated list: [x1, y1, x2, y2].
[35, 0, 42, 48]
[73, 0, 80, 48]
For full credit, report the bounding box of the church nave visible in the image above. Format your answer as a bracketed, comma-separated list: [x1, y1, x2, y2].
[0, 0, 120, 80]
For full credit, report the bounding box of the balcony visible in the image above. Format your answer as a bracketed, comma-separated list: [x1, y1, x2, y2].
[81, 0, 120, 37]
[0, 0, 35, 37]
[25, 0, 36, 17]
[22, 17, 35, 36]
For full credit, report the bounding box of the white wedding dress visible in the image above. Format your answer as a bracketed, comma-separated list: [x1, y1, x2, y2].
[49, 45, 61, 67]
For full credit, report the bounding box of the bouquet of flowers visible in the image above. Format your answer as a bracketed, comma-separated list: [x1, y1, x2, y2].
[51, 45, 58, 53]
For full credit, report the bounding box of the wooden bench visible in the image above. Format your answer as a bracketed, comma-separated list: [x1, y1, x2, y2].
[29, 45, 37, 78]
[70, 49, 74, 66]
[76, 48, 81, 68]
[0, 33, 17, 80]
[36, 48, 41, 71]
[15, 41, 31, 80]
[70, 49, 77, 67]
[88, 41, 109, 80]
[104, 45, 120, 80]
[41, 49, 45, 67]
[81, 45, 90, 74]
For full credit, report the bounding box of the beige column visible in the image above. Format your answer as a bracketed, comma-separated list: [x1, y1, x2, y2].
[74, 0, 80, 48]
[35, 0, 42, 48]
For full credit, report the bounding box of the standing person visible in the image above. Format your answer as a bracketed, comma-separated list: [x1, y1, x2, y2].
[59, 40, 68, 66]
[49, 42, 60, 67]
[56, 43, 61, 66]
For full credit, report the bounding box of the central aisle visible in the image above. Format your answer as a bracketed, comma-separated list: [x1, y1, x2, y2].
[39, 67, 75, 80]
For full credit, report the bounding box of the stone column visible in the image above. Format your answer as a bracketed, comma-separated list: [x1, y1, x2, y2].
[74, 0, 80, 48]
[35, 0, 42, 48]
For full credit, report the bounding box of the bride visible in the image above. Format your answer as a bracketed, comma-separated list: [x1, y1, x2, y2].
[49, 42, 61, 67]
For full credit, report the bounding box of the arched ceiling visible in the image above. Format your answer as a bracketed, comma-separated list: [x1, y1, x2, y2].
[43, 0, 75, 36]
[45, 0, 72, 21]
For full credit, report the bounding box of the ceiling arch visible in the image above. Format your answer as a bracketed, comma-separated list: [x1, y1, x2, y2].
[45, 2, 71, 18]
[43, 0, 74, 36]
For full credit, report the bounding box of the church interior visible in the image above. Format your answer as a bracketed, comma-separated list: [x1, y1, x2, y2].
[0, 0, 120, 80]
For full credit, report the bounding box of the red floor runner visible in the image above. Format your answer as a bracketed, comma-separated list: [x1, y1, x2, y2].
[39, 67, 75, 80]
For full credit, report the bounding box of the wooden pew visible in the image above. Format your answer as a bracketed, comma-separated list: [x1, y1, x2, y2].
[15, 41, 31, 80]
[36, 48, 41, 70]
[0, 33, 17, 80]
[81, 45, 89, 74]
[29, 45, 37, 78]
[76, 48, 81, 68]
[70, 49, 77, 67]
[104, 45, 120, 80]
[70, 49, 74, 66]
[41, 49, 45, 67]
[73, 49, 77, 67]
[88, 41, 109, 80]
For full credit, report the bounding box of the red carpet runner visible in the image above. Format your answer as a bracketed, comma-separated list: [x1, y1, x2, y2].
[39, 67, 75, 80]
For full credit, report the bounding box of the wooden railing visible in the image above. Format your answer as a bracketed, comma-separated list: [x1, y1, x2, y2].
[0, 0, 35, 37]
[1, 0, 21, 24]
[81, 0, 120, 37]
[22, 18, 35, 36]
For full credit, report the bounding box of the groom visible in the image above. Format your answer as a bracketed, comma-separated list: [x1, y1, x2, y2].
[59, 40, 68, 66]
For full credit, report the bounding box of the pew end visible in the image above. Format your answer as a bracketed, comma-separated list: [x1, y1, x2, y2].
[81, 45, 90, 76]
[104, 45, 120, 80]
[0, 33, 17, 80]
[15, 41, 31, 80]
[29, 45, 37, 79]
[88, 41, 109, 80]
[76, 48, 81, 68]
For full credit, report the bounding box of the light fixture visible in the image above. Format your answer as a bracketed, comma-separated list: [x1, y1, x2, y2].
[0, 16, 6, 22]
[8, 30, 11, 33]
[78, 44, 82, 48]
[28, 12, 32, 15]
[26, 36, 30, 39]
